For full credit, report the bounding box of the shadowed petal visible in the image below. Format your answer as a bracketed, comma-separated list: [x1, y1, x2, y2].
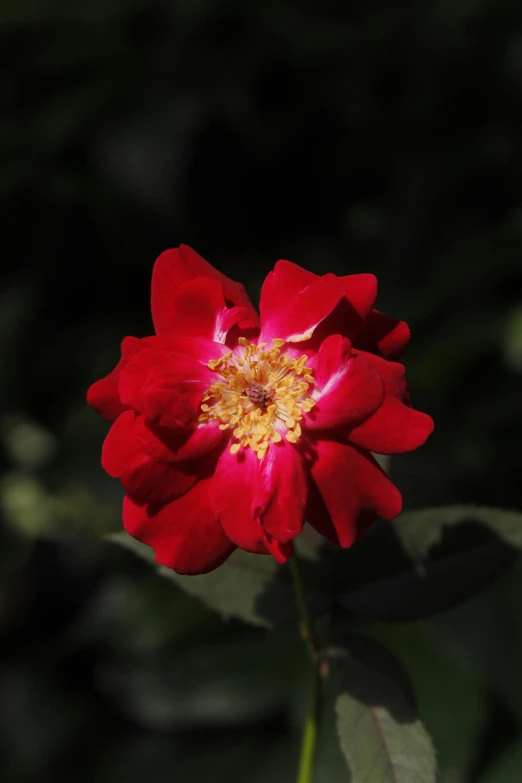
[118, 349, 216, 429]
[86, 336, 141, 422]
[353, 310, 411, 359]
[135, 416, 226, 463]
[102, 411, 197, 505]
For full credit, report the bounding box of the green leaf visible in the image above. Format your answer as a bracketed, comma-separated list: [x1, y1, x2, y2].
[335, 635, 437, 783]
[363, 623, 485, 783]
[334, 505, 521, 621]
[396, 504, 522, 552]
[429, 556, 522, 722]
[106, 531, 279, 628]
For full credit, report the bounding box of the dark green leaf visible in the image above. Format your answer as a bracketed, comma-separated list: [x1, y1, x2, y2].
[396, 505, 522, 551]
[334, 505, 521, 621]
[335, 635, 437, 783]
[363, 623, 485, 782]
[429, 557, 522, 722]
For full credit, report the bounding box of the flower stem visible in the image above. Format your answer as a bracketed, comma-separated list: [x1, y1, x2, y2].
[289, 556, 321, 783]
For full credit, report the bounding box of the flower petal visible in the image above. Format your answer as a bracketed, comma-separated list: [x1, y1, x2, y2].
[358, 352, 409, 399]
[211, 443, 307, 550]
[340, 273, 378, 320]
[260, 273, 345, 344]
[259, 262, 378, 330]
[151, 245, 259, 337]
[86, 336, 141, 422]
[305, 274, 378, 349]
[102, 411, 197, 505]
[165, 276, 227, 340]
[308, 438, 402, 548]
[347, 398, 434, 454]
[346, 351, 433, 454]
[305, 335, 383, 430]
[129, 336, 229, 362]
[263, 534, 294, 565]
[123, 479, 236, 575]
[259, 259, 317, 319]
[118, 348, 216, 428]
[154, 276, 254, 343]
[353, 310, 411, 359]
[123, 458, 197, 507]
[135, 416, 225, 463]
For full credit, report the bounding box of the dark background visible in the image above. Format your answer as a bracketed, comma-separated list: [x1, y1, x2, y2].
[1, 1, 521, 781]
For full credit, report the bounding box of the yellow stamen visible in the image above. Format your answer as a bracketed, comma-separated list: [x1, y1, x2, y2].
[200, 339, 315, 458]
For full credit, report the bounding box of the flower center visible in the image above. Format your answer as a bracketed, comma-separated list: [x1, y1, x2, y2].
[244, 382, 273, 406]
[199, 337, 316, 459]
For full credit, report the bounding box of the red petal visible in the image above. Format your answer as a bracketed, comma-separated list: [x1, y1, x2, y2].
[123, 479, 236, 575]
[211, 443, 307, 550]
[138, 336, 231, 364]
[259, 259, 317, 319]
[118, 349, 215, 428]
[219, 306, 256, 341]
[355, 351, 410, 400]
[102, 411, 142, 477]
[260, 273, 345, 344]
[308, 439, 402, 548]
[135, 416, 225, 463]
[305, 335, 384, 430]
[151, 245, 259, 337]
[312, 334, 353, 390]
[87, 336, 141, 422]
[348, 398, 434, 454]
[122, 457, 197, 506]
[354, 310, 411, 359]
[264, 534, 294, 564]
[303, 273, 378, 350]
[102, 411, 197, 505]
[165, 276, 227, 340]
[340, 273, 378, 319]
[153, 276, 254, 343]
[259, 263, 377, 329]
[342, 350, 433, 453]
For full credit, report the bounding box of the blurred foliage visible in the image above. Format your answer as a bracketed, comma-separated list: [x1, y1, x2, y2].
[1, 0, 522, 780]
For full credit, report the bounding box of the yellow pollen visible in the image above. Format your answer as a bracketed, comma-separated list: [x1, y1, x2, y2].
[199, 338, 314, 458]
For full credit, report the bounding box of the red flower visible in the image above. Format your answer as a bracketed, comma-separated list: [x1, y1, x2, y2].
[87, 245, 433, 574]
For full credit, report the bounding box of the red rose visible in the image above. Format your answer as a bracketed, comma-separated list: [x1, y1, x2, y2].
[87, 245, 433, 574]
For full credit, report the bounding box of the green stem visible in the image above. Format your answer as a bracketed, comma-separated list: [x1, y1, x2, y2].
[289, 556, 321, 783]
